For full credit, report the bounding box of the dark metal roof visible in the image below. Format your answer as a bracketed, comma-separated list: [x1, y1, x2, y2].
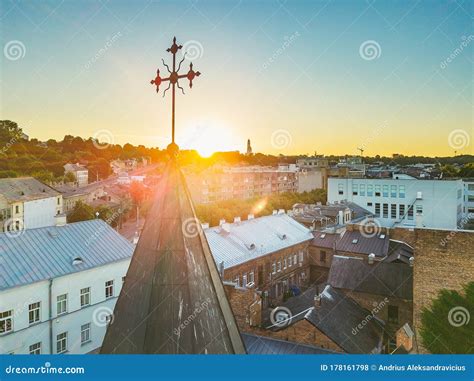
[328, 255, 413, 300]
[311, 231, 339, 249]
[241, 333, 337, 354]
[100, 161, 245, 354]
[385, 240, 414, 264]
[268, 285, 384, 354]
[335, 230, 389, 257]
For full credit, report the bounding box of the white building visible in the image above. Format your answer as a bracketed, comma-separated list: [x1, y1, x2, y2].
[64, 163, 89, 187]
[0, 177, 63, 232]
[463, 179, 474, 220]
[328, 178, 464, 230]
[0, 219, 133, 354]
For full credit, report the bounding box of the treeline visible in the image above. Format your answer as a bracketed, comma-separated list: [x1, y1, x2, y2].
[0, 120, 167, 182]
[194, 189, 327, 227]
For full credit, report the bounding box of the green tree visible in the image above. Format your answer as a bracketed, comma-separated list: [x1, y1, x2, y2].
[68, 201, 95, 223]
[0, 120, 23, 143]
[420, 282, 474, 354]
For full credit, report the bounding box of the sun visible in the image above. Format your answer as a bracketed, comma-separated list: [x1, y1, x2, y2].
[181, 122, 240, 157]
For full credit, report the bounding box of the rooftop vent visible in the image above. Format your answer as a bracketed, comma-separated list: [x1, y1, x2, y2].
[368, 253, 375, 265]
[272, 210, 278, 215]
[320, 233, 326, 239]
[277, 233, 287, 240]
[277, 209, 285, 215]
[379, 234, 386, 239]
[245, 243, 256, 250]
[48, 229, 59, 238]
[72, 257, 83, 265]
[409, 256, 414, 267]
[352, 238, 358, 244]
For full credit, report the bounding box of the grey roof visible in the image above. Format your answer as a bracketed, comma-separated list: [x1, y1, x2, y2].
[328, 255, 413, 300]
[269, 285, 384, 354]
[335, 230, 389, 257]
[0, 219, 134, 290]
[101, 161, 245, 354]
[241, 333, 337, 354]
[205, 214, 313, 269]
[0, 177, 59, 202]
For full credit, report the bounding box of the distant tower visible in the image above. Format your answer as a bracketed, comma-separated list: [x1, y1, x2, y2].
[246, 139, 253, 155]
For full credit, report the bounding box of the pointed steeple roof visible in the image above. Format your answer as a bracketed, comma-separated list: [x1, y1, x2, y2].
[101, 159, 245, 354]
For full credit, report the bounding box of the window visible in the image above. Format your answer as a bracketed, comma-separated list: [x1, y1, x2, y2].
[271, 263, 276, 274]
[382, 185, 389, 197]
[0, 310, 13, 334]
[375, 185, 381, 197]
[320, 250, 327, 263]
[338, 184, 344, 195]
[15, 205, 19, 214]
[399, 204, 405, 219]
[299, 251, 304, 263]
[277, 261, 282, 272]
[390, 185, 397, 198]
[105, 280, 114, 299]
[416, 205, 423, 215]
[293, 254, 297, 265]
[242, 273, 247, 287]
[57, 197, 60, 205]
[57, 294, 67, 315]
[56, 332, 67, 354]
[391, 204, 397, 219]
[29, 342, 41, 354]
[468, 184, 474, 191]
[468, 195, 474, 202]
[408, 206, 414, 220]
[249, 272, 254, 284]
[375, 203, 380, 217]
[352, 184, 358, 196]
[283, 258, 287, 269]
[28, 302, 41, 325]
[399, 185, 405, 198]
[81, 323, 91, 344]
[367, 202, 373, 207]
[80, 287, 90, 307]
[388, 305, 399, 324]
[367, 185, 373, 197]
[288, 256, 292, 267]
[359, 184, 365, 196]
[234, 276, 240, 287]
[383, 204, 388, 218]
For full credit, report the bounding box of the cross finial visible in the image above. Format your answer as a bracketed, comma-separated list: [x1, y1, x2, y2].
[150, 37, 201, 156]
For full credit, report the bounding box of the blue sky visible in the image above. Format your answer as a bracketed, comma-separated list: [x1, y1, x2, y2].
[1, 0, 472, 156]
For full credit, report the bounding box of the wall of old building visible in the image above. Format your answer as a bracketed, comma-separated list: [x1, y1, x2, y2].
[390, 227, 474, 353]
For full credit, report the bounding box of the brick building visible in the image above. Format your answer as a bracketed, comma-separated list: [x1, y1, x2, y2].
[205, 213, 313, 306]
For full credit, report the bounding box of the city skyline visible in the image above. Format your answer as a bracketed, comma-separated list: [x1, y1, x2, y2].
[1, 1, 472, 157]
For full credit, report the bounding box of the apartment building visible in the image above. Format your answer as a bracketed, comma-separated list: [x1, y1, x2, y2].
[186, 165, 298, 204]
[463, 179, 474, 219]
[327, 178, 464, 229]
[0, 219, 133, 354]
[0, 177, 63, 232]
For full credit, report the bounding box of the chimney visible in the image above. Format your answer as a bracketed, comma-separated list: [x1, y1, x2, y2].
[314, 294, 321, 307]
[219, 219, 226, 226]
[272, 210, 278, 215]
[201, 222, 209, 230]
[409, 256, 414, 267]
[218, 261, 225, 278]
[338, 210, 344, 225]
[55, 214, 67, 227]
[247, 214, 254, 220]
[233, 216, 241, 223]
[368, 253, 375, 265]
[278, 209, 285, 215]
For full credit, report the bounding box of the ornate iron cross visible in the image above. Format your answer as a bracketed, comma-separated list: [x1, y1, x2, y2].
[150, 37, 201, 151]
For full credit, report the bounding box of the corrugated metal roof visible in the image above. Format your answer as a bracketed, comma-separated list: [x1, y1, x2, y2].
[205, 214, 313, 269]
[241, 333, 337, 354]
[0, 219, 134, 290]
[0, 177, 59, 202]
